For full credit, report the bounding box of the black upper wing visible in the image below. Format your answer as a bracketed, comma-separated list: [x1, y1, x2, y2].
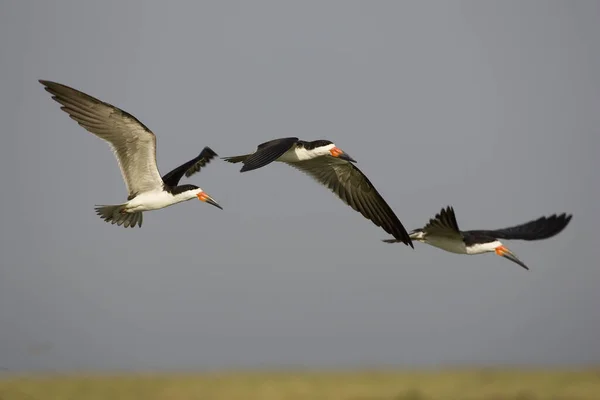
[161, 146, 218, 187]
[184, 147, 218, 178]
[420, 206, 461, 237]
[383, 206, 460, 243]
[465, 213, 572, 241]
[288, 157, 413, 247]
[238, 137, 299, 172]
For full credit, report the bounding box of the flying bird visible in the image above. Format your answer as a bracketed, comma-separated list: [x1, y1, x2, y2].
[40, 80, 222, 228]
[384, 206, 572, 270]
[216, 137, 412, 246]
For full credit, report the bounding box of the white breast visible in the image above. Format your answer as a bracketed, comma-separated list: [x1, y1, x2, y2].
[277, 147, 310, 162]
[126, 190, 180, 212]
[277, 144, 335, 163]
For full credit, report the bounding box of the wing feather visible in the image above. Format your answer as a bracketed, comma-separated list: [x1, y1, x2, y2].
[287, 158, 413, 246]
[419, 206, 461, 239]
[161, 146, 218, 187]
[467, 213, 572, 241]
[40, 80, 163, 198]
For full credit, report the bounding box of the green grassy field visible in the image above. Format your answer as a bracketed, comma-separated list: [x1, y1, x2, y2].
[1, 368, 599, 400]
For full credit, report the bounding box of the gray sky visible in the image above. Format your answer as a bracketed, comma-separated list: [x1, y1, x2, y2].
[1, 1, 599, 372]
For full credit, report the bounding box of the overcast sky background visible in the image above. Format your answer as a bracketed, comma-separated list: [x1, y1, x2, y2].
[0, 1, 598, 373]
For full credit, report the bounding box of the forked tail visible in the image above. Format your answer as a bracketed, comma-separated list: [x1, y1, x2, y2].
[221, 154, 251, 164]
[94, 204, 143, 228]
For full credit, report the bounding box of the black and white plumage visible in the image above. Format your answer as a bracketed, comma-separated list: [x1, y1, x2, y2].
[217, 137, 413, 246]
[384, 206, 572, 270]
[40, 80, 222, 228]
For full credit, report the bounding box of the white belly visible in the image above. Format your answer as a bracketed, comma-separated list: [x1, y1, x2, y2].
[126, 190, 181, 212]
[425, 236, 468, 254]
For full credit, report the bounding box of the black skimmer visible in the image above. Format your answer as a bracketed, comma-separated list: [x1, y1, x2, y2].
[216, 137, 412, 246]
[40, 80, 223, 228]
[384, 206, 572, 270]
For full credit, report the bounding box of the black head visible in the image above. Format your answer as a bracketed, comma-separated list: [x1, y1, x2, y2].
[298, 139, 334, 150]
[166, 183, 199, 195]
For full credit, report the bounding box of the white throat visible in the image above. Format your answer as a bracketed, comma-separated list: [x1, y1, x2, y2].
[465, 240, 503, 255]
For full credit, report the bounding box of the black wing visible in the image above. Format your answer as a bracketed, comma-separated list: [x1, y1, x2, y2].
[421, 206, 461, 236]
[161, 146, 218, 187]
[466, 213, 572, 241]
[184, 147, 218, 178]
[238, 137, 299, 172]
[383, 206, 460, 243]
[288, 157, 413, 247]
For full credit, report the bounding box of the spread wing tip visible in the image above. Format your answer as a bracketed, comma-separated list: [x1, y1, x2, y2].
[420, 205, 460, 234]
[201, 146, 218, 156]
[182, 147, 220, 178]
